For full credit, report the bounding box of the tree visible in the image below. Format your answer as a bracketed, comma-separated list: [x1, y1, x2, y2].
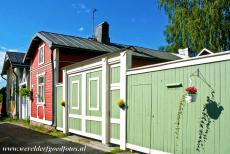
[158, 0, 230, 53]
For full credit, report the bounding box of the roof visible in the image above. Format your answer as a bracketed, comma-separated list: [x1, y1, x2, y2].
[1, 52, 28, 75]
[6, 52, 25, 64]
[24, 31, 180, 63]
[197, 48, 214, 57]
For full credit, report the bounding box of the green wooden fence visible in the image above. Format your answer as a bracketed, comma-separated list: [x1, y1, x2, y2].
[127, 60, 230, 154]
[56, 85, 63, 129]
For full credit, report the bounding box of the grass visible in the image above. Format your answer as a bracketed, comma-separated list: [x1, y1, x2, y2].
[110, 147, 127, 154]
[0, 117, 66, 138]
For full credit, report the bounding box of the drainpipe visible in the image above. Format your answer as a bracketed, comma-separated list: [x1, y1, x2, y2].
[12, 68, 19, 119]
[50, 47, 56, 127]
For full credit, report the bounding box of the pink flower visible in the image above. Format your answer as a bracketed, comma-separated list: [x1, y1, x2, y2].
[186, 86, 197, 94]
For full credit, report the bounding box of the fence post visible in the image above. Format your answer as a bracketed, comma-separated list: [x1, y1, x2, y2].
[120, 50, 132, 150]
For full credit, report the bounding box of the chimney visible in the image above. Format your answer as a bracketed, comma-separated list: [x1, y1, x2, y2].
[95, 22, 110, 44]
[178, 48, 190, 58]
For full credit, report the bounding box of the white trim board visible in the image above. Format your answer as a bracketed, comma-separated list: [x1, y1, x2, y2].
[110, 138, 120, 145]
[108, 56, 120, 64]
[126, 143, 172, 154]
[88, 77, 100, 111]
[56, 127, 64, 131]
[67, 61, 102, 75]
[69, 114, 102, 122]
[69, 129, 102, 141]
[30, 117, 52, 125]
[110, 118, 120, 124]
[56, 84, 63, 87]
[127, 51, 230, 75]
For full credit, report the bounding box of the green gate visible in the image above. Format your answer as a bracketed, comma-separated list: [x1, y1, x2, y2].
[56, 85, 63, 129]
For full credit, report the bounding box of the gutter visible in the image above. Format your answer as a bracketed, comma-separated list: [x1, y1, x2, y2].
[50, 47, 56, 127]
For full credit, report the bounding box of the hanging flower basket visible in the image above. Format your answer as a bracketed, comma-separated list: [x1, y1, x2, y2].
[117, 99, 125, 109]
[60, 100, 65, 107]
[20, 88, 31, 97]
[185, 86, 197, 103]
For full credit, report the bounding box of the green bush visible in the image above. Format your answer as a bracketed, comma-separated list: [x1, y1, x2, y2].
[20, 88, 30, 97]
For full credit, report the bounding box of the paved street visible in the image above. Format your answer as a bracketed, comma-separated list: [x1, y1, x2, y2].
[0, 123, 105, 154]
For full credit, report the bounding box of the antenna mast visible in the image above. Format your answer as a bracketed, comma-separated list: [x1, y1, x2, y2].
[92, 8, 97, 38]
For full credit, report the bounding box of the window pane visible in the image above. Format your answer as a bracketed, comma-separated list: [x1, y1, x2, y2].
[38, 76, 44, 83]
[39, 47, 44, 64]
[38, 75, 44, 103]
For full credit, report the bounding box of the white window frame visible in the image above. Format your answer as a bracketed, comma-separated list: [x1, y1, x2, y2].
[88, 77, 100, 111]
[38, 44, 45, 65]
[70, 80, 80, 110]
[37, 72, 45, 105]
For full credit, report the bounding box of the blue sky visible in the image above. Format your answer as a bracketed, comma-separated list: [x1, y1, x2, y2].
[0, 0, 168, 87]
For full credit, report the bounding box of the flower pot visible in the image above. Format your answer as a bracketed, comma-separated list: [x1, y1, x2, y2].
[185, 94, 197, 103]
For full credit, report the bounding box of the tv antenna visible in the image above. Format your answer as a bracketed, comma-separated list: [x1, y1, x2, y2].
[92, 8, 97, 38]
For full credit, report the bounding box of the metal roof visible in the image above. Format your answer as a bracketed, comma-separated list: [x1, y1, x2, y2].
[24, 31, 180, 62]
[39, 31, 120, 52]
[6, 52, 25, 64]
[1, 52, 28, 75]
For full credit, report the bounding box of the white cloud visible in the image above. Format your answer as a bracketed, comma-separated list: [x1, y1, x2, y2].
[0, 46, 7, 50]
[85, 9, 91, 13]
[78, 3, 86, 9]
[78, 26, 84, 32]
[8, 49, 19, 52]
[72, 3, 91, 14]
[0, 51, 6, 88]
[0, 46, 21, 88]
[131, 17, 136, 23]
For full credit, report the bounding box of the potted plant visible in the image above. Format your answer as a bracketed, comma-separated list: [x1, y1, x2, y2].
[117, 99, 125, 109]
[185, 86, 197, 103]
[60, 100, 65, 107]
[20, 88, 31, 97]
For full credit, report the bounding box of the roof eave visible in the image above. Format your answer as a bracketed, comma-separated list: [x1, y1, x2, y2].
[23, 32, 53, 63]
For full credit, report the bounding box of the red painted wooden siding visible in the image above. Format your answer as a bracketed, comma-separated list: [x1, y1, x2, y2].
[132, 57, 166, 68]
[58, 49, 104, 82]
[31, 41, 53, 121]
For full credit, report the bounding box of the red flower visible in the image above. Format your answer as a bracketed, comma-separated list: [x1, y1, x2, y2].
[186, 86, 197, 94]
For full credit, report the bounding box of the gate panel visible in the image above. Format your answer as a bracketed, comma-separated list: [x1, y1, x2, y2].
[56, 85, 63, 129]
[68, 75, 82, 131]
[127, 73, 152, 148]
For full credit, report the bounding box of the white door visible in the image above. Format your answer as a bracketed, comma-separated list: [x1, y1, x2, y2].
[22, 97, 27, 119]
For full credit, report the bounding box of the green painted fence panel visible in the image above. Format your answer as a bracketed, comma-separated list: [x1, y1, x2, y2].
[110, 89, 120, 119]
[127, 73, 152, 148]
[86, 70, 102, 117]
[111, 66, 120, 83]
[56, 86, 63, 128]
[68, 75, 82, 115]
[69, 117, 81, 131]
[86, 120, 102, 135]
[127, 60, 230, 154]
[111, 123, 120, 139]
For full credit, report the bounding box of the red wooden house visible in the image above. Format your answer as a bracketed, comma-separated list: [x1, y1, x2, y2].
[23, 22, 180, 126]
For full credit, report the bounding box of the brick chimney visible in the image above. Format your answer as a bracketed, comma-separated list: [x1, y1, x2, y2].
[95, 22, 110, 44]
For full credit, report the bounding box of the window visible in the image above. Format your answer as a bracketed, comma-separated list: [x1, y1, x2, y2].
[37, 74, 45, 103]
[38, 45, 44, 65]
